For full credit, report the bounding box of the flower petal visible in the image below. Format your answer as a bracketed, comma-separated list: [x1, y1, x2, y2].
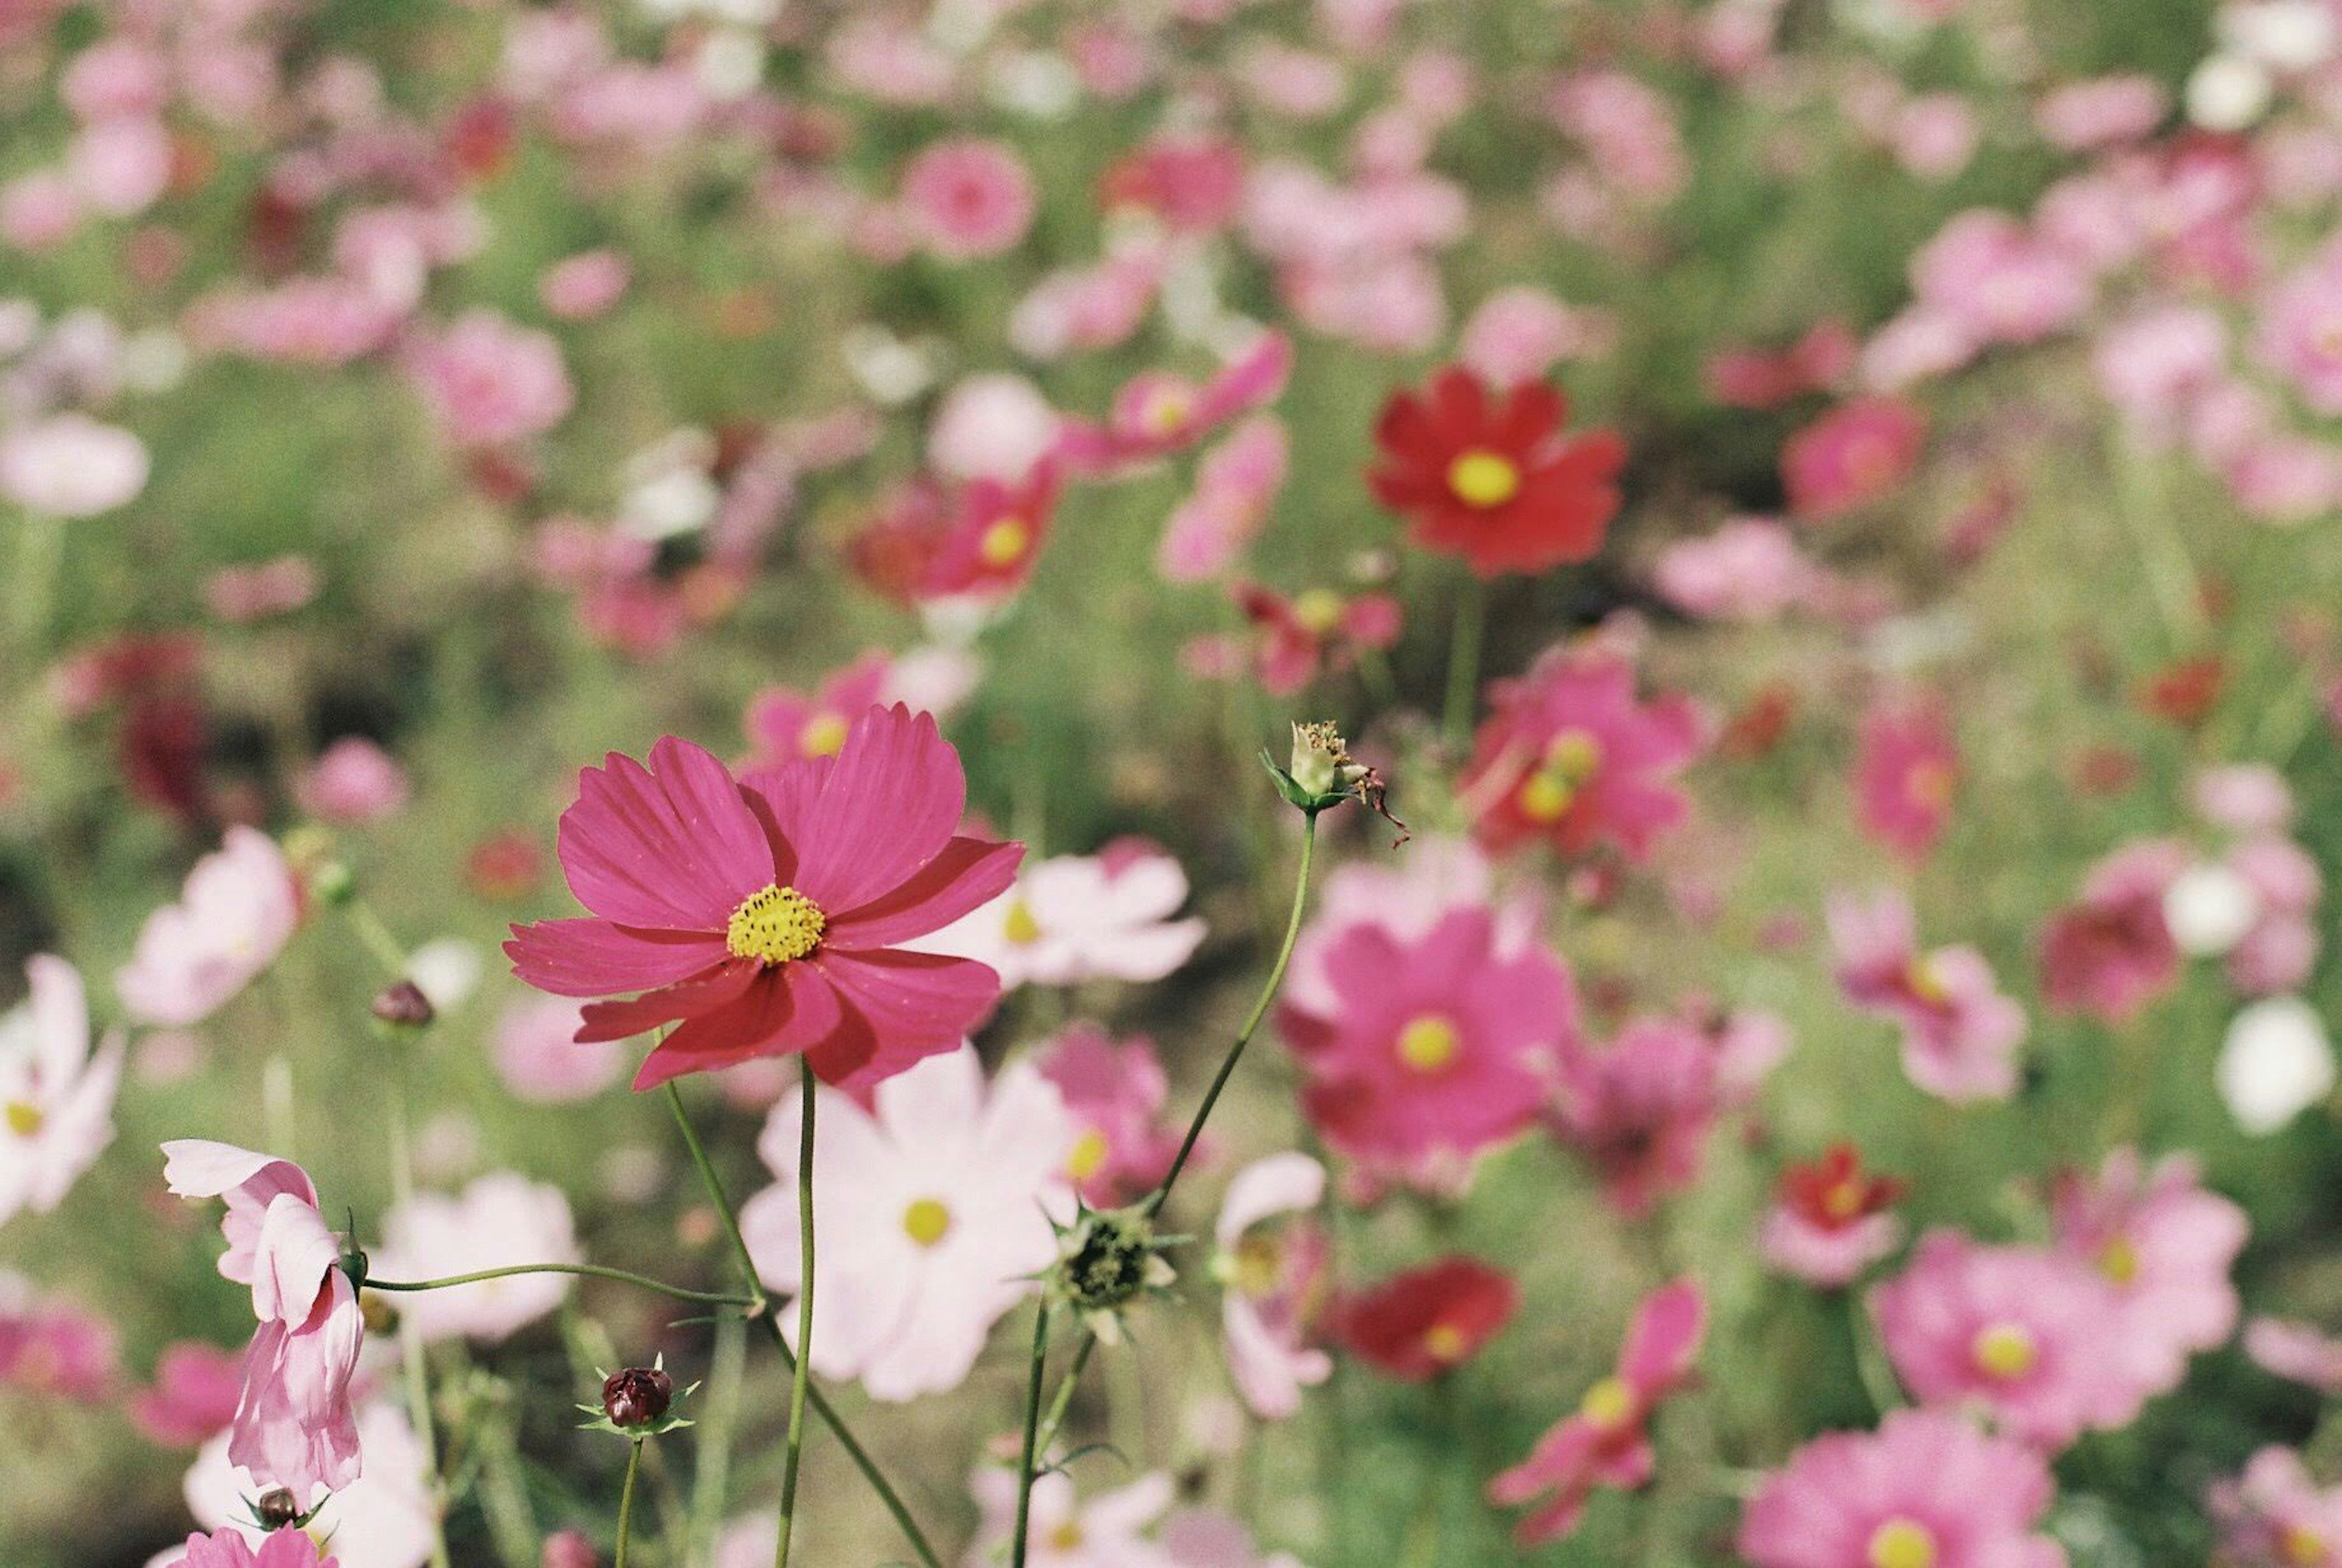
[828, 836, 1025, 950]
[557, 737, 773, 931]
[504, 918, 732, 998]
[789, 705, 968, 914]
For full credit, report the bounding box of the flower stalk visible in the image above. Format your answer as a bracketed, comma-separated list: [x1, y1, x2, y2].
[773, 1060, 818, 1568]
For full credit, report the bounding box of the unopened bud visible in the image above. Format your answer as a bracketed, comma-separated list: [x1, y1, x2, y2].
[370, 980, 435, 1029]
[601, 1366, 673, 1429]
[310, 859, 357, 906]
[254, 1487, 301, 1528]
[542, 1529, 600, 1568]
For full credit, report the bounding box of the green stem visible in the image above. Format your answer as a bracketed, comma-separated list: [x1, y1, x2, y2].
[774, 1061, 817, 1568]
[661, 1084, 944, 1568]
[366, 1263, 757, 1309]
[388, 1085, 454, 1568]
[1010, 1302, 1053, 1568]
[615, 1437, 643, 1568]
[1442, 575, 1488, 754]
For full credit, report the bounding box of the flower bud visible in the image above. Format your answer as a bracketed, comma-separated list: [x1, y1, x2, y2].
[254, 1487, 302, 1529]
[542, 1529, 600, 1568]
[601, 1366, 673, 1429]
[370, 979, 435, 1029]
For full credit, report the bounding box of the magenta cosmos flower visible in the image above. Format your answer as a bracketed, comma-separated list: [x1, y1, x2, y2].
[1828, 889, 2027, 1103]
[2050, 1147, 2246, 1397]
[1736, 1408, 2067, 1568]
[506, 704, 1022, 1092]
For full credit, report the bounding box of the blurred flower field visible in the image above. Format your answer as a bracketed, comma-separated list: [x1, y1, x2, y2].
[10, 0, 2342, 1564]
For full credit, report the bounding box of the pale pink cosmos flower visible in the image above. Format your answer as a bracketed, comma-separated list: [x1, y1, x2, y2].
[0, 1271, 117, 1402]
[66, 115, 171, 217]
[2094, 306, 2228, 449]
[2196, 764, 2295, 834]
[539, 249, 630, 320]
[403, 309, 573, 449]
[964, 1469, 1176, 1568]
[1458, 286, 1606, 388]
[0, 411, 149, 517]
[296, 737, 410, 823]
[116, 827, 301, 1028]
[182, 1401, 436, 1568]
[1010, 253, 1161, 360]
[132, 1341, 245, 1447]
[0, 170, 82, 251]
[1034, 1025, 1183, 1206]
[0, 954, 123, 1226]
[1736, 1408, 2068, 1568]
[1829, 889, 2025, 1103]
[2245, 1317, 2342, 1394]
[927, 373, 1061, 483]
[2227, 837, 2321, 996]
[1911, 212, 2091, 348]
[490, 995, 622, 1104]
[1161, 1509, 1306, 1568]
[1652, 518, 1820, 623]
[1212, 1151, 1332, 1420]
[204, 557, 321, 623]
[2038, 840, 2186, 1023]
[2050, 1148, 2246, 1398]
[2211, 1447, 2342, 1568]
[1056, 334, 1294, 476]
[1157, 416, 1287, 582]
[740, 1045, 1073, 1402]
[162, 1529, 338, 1568]
[368, 1172, 578, 1344]
[162, 1142, 364, 1500]
[915, 842, 1206, 990]
[1852, 700, 1958, 862]
[900, 138, 1037, 259]
[2255, 243, 2342, 417]
[1871, 1230, 2135, 1451]
[2038, 74, 2168, 151]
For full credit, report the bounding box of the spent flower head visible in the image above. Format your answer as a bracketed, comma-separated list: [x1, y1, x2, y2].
[1264, 721, 1408, 842]
[1044, 1200, 1180, 1345]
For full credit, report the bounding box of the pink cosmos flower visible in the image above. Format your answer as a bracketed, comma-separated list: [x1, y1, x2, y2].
[506, 705, 1021, 1092]
[1871, 1230, 2135, 1451]
[2038, 840, 2186, 1023]
[0, 1273, 117, 1402]
[1760, 1144, 1907, 1289]
[2227, 837, 2322, 997]
[1652, 518, 1821, 623]
[297, 737, 410, 823]
[162, 1142, 365, 1499]
[1287, 835, 1544, 1018]
[1461, 645, 1705, 862]
[1212, 1152, 1332, 1420]
[0, 411, 149, 517]
[1853, 701, 1957, 861]
[1706, 321, 1857, 409]
[0, 954, 123, 1225]
[851, 465, 1064, 606]
[1911, 210, 2092, 348]
[1055, 334, 1294, 476]
[900, 138, 1037, 259]
[2037, 75, 2168, 151]
[182, 1400, 436, 1568]
[2094, 307, 2228, 449]
[1782, 397, 1926, 520]
[68, 114, 170, 217]
[1220, 581, 1402, 695]
[1157, 416, 1287, 582]
[1459, 286, 1606, 388]
[1336, 1255, 1519, 1381]
[1489, 1278, 1704, 1546]
[741, 653, 891, 768]
[1098, 136, 1245, 231]
[1011, 254, 1162, 360]
[116, 827, 301, 1028]
[368, 1173, 578, 1344]
[132, 1341, 246, 1446]
[926, 373, 1062, 483]
[741, 1045, 1073, 1401]
[1547, 1015, 1726, 1217]
[2255, 243, 2342, 417]
[914, 841, 1204, 991]
[1277, 906, 1572, 1170]
[2050, 1148, 2246, 1398]
[1828, 889, 2026, 1102]
[1161, 1509, 1306, 1568]
[964, 1469, 1176, 1568]
[1736, 1408, 2068, 1568]
[2245, 1318, 2342, 1395]
[403, 309, 573, 450]
[1035, 1025, 1183, 1206]
[2212, 1448, 2342, 1568]
[490, 995, 622, 1104]
[205, 557, 322, 623]
[166, 1530, 338, 1568]
[539, 249, 630, 320]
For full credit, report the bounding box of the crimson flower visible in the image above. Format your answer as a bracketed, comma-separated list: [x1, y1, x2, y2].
[1334, 1255, 1520, 1381]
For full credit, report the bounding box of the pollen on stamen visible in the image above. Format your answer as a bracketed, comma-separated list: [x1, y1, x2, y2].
[725, 884, 826, 965]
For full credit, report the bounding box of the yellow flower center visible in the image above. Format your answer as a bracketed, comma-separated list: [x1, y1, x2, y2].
[901, 1198, 952, 1247]
[797, 711, 849, 759]
[1396, 1015, 1461, 1073]
[2283, 1524, 2329, 1566]
[978, 517, 1031, 569]
[1292, 588, 1346, 635]
[1447, 448, 1522, 508]
[1544, 728, 1603, 780]
[1578, 1375, 1634, 1429]
[725, 884, 826, 965]
[4, 1100, 43, 1138]
[1972, 1322, 2037, 1380]
[1424, 1323, 1469, 1363]
[1867, 1518, 1938, 1568]
[1821, 1180, 1864, 1223]
[1001, 898, 1044, 945]
[1050, 1520, 1086, 1552]
[1517, 770, 1574, 824]
[1067, 1129, 1111, 1182]
[1142, 388, 1194, 437]
[1904, 958, 1950, 1007]
[1907, 759, 1955, 810]
[2099, 1236, 2140, 1286]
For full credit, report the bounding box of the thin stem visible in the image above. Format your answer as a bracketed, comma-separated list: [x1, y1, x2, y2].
[1036, 811, 1320, 1456]
[615, 1437, 643, 1568]
[661, 1083, 944, 1568]
[773, 1061, 818, 1568]
[388, 1086, 454, 1568]
[1442, 574, 1488, 754]
[1011, 1302, 1053, 1568]
[366, 1263, 756, 1309]
[343, 897, 412, 983]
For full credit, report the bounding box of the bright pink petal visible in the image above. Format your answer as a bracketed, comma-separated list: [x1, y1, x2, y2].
[575, 958, 761, 1042]
[803, 948, 1000, 1091]
[1619, 1277, 1705, 1391]
[503, 918, 731, 997]
[630, 971, 798, 1090]
[557, 737, 773, 931]
[828, 836, 1024, 949]
[788, 705, 969, 912]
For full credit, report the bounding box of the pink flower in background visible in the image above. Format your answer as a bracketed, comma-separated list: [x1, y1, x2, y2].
[927, 373, 1062, 483]
[1829, 889, 2026, 1102]
[490, 995, 621, 1104]
[741, 1046, 1073, 1402]
[162, 1141, 365, 1500]
[1058, 333, 1294, 475]
[1337, 1255, 1519, 1381]
[2038, 840, 2186, 1023]
[1157, 416, 1287, 581]
[1853, 701, 1957, 861]
[1035, 1025, 1183, 1205]
[1782, 396, 1925, 520]
[2255, 243, 2342, 417]
[1911, 210, 2091, 346]
[1459, 287, 1607, 388]
[741, 652, 890, 768]
[1736, 1408, 2068, 1568]
[182, 1400, 436, 1568]
[506, 706, 1021, 1092]
[910, 461, 1064, 602]
[297, 737, 410, 823]
[1097, 135, 1245, 231]
[2095, 307, 2227, 448]
[1212, 1152, 1332, 1420]
[2038, 75, 2167, 151]
[369, 1173, 578, 1344]
[1161, 1509, 1307, 1568]
[2212, 1448, 2342, 1568]
[2226, 837, 2322, 997]
[1278, 906, 1572, 1170]
[67, 115, 170, 217]
[116, 827, 301, 1028]
[132, 1341, 246, 1446]
[1760, 1144, 1907, 1289]
[2050, 1148, 2246, 1397]
[204, 557, 321, 623]
[1286, 836, 1544, 1017]
[404, 309, 573, 449]
[1547, 1015, 1724, 1216]
[0, 954, 123, 1225]
[1706, 321, 1857, 409]
[539, 249, 630, 320]
[1464, 646, 1705, 862]
[900, 138, 1037, 259]
[1652, 518, 1819, 623]
[0, 411, 149, 517]
[0, 1273, 117, 1402]
[965, 1469, 1176, 1568]
[165, 1528, 339, 1568]
[2245, 1318, 2342, 1395]
[1489, 1278, 1703, 1546]
[1872, 1230, 2133, 1450]
[1220, 581, 1402, 695]
[1011, 253, 1162, 359]
[915, 842, 1205, 990]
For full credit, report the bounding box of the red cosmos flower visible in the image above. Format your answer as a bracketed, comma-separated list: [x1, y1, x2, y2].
[1367, 367, 1627, 577]
[1335, 1255, 1520, 1381]
[1228, 581, 1402, 696]
[507, 704, 1022, 1092]
[1783, 1144, 1905, 1230]
[847, 465, 1062, 606]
